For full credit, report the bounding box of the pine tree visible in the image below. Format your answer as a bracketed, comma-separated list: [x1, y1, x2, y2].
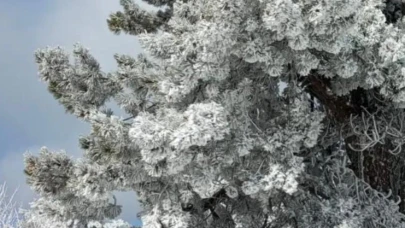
[20, 0, 405, 227]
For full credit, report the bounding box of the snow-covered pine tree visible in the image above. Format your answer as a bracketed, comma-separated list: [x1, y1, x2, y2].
[20, 0, 405, 227]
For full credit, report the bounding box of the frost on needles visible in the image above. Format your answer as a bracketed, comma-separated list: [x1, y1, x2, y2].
[18, 0, 405, 227]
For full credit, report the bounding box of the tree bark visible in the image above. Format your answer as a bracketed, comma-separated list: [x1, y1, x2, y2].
[301, 71, 405, 212]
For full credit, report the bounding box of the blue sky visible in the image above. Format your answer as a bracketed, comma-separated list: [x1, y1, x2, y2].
[0, 0, 143, 225]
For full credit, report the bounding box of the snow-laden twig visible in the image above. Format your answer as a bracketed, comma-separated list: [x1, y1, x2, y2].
[348, 109, 405, 155]
[0, 182, 22, 228]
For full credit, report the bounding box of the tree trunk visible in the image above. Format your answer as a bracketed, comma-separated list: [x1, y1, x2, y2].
[301, 71, 405, 212]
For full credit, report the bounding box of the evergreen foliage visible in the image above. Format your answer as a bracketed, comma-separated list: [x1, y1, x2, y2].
[20, 0, 405, 227]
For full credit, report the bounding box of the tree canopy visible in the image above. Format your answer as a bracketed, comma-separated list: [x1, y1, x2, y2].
[19, 0, 405, 227]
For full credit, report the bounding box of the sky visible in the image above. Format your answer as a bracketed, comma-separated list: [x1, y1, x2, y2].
[0, 0, 145, 225]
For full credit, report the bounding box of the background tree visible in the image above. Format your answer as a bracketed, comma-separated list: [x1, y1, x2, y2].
[0, 182, 22, 228]
[20, 0, 405, 227]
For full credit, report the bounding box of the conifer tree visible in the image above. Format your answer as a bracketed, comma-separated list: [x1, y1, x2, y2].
[21, 0, 405, 227]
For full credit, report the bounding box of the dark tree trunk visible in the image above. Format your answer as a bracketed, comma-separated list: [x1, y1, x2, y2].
[301, 71, 405, 212]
